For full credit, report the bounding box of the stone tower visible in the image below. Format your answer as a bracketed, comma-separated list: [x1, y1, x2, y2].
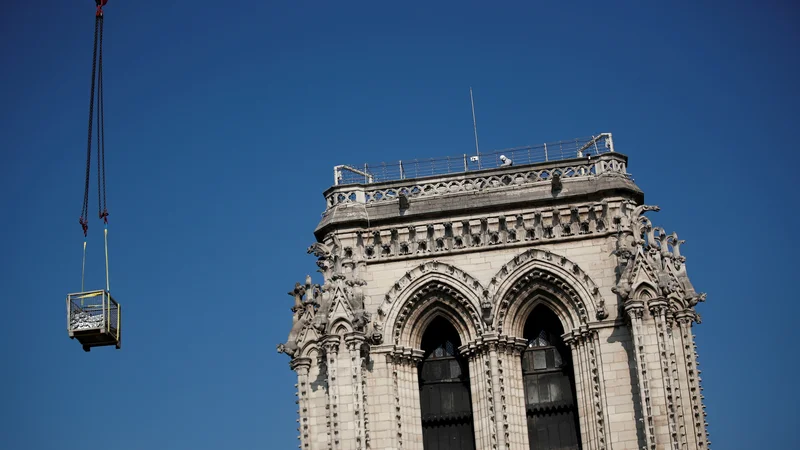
[278, 134, 710, 450]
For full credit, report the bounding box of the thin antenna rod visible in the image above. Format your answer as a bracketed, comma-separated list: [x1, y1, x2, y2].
[470, 87, 481, 170]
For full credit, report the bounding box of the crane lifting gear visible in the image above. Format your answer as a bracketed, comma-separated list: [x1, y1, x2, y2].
[68, 0, 121, 352]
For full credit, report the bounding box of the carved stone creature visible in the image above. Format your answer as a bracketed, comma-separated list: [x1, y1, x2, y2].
[612, 204, 706, 322]
[368, 322, 383, 344]
[290, 282, 305, 312]
[352, 310, 371, 332]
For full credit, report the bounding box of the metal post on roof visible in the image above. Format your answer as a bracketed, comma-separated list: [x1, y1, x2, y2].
[470, 87, 481, 170]
[400, 160, 405, 180]
[544, 143, 548, 161]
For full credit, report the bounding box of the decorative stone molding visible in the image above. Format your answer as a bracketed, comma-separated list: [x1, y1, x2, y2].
[377, 261, 486, 347]
[379, 260, 486, 313]
[489, 248, 607, 329]
[354, 201, 612, 263]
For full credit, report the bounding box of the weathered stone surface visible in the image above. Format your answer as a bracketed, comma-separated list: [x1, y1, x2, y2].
[279, 148, 710, 450]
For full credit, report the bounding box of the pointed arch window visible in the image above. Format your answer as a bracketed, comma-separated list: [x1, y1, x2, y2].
[522, 306, 581, 450]
[418, 316, 476, 450]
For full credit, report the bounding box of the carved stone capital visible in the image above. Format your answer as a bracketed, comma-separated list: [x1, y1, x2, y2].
[462, 333, 527, 358]
[321, 335, 341, 354]
[647, 297, 669, 315]
[386, 346, 424, 366]
[674, 309, 701, 325]
[564, 325, 594, 347]
[344, 332, 367, 350]
[290, 357, 312, 373]
[624, 300, 645, 320]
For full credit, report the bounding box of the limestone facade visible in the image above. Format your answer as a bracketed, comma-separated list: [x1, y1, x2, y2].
[279, 149, 710, 450]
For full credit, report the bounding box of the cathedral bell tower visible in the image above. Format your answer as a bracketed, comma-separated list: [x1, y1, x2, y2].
[278, 134, 710, 450]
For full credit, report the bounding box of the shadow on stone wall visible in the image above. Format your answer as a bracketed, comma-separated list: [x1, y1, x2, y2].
[310, 356, 327, 393]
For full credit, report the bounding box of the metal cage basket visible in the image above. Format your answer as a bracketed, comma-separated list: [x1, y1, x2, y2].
[67, 290, 121, 352]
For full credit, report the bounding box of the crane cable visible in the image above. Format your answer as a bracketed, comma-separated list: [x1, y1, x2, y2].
[80, 0, 110, 293]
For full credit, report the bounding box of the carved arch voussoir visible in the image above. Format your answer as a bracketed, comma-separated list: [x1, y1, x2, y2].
[298, 341, 320, 359]
[378, 260, 486, 348]
[632, 281, 658, 300]
[489, 248, 607, 335]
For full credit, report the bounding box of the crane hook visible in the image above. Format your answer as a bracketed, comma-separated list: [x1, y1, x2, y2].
[95, 0, 108, 17]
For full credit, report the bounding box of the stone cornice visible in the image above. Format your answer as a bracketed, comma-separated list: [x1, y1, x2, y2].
[351, 200, 621, 264]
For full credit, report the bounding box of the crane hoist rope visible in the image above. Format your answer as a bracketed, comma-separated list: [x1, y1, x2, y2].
[80, 0, 110, 293]
[67, 0, 121, 353]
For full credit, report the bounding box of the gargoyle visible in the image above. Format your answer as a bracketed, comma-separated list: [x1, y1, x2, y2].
[307, 242, 331, 259]
[278, 315, 308, 357]
[289, 282, 305, 312]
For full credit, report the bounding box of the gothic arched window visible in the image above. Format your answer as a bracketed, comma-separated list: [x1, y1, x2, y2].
[418, 316, 476, 450]
[522, 305, 581, 450]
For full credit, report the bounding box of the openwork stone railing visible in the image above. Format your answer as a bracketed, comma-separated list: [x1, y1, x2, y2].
[325, 152, 629, 210]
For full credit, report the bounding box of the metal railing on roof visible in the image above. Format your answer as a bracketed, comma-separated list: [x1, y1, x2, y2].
[333, 133, 615, 186]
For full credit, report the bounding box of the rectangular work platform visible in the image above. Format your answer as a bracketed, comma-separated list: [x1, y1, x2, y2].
[67, 290, 121, 352]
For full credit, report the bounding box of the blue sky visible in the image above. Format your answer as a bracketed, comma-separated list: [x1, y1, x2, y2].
[2, 1, 797, 449]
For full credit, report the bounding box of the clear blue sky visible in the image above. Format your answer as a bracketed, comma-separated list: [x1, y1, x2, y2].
[2, 1, 797, 449]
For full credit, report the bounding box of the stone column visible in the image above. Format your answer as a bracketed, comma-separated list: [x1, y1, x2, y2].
[570, 327, 607, 450]
[387, 347, 424, 450]
[464, 342, 493, 450]
[323, 335, 343, 450]
[675, 312, 709, 449]
[292, 357, 314, 450]
[366, 345, 398, 450]
[650, 298, 679, 450]
[672, 312, 697, 450]
[486, 336, 508, 450]
[565, 334, 591, 449]
[496, 336, 530, 450]
[345, 333, 368, 450]
[625, 301, 657, 450]
[589, 329, 612, 450]
[465, 335, 532, 450]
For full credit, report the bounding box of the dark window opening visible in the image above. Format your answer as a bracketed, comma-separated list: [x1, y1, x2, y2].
[418, 316, 476, 450]
[522, 306, 582, 450]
